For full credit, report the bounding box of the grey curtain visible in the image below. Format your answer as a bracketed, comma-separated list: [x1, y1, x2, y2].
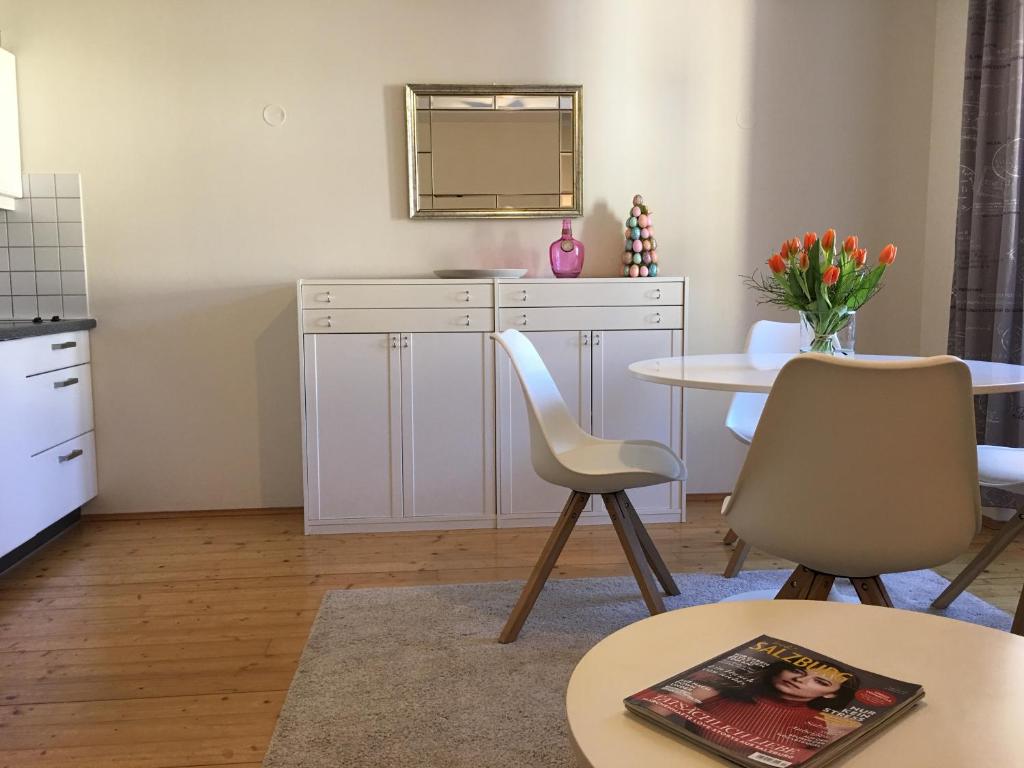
[949, 0, 1024, 457]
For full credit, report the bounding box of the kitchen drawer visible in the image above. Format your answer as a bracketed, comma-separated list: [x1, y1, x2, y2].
[1, 431, 97, 556]
[303, 308, 494, 334]
[498, 281, 683, 308]
[498, 306, 683, 332]
[3, 330, 91, 376]
[301, 283, 493, 309]
[23, 362, 94, 456]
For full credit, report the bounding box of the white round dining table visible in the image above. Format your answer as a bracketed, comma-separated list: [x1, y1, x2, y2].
[628, 353, 1024, 394]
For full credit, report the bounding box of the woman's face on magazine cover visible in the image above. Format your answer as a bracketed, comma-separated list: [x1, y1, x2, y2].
[772, 668, 842, 702]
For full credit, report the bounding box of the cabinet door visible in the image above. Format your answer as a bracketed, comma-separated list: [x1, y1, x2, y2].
[303, 333, 402, 520]
[0, 49, 22, 200]
[592, 329, 683, 516]
[497, 330, 592, 521]
[400, 332, 495, 519]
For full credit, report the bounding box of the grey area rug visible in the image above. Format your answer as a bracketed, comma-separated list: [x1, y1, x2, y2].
[262, 569, 1011, 767]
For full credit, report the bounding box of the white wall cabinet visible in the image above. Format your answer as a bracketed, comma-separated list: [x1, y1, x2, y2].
[299, 277, 686, 534]
[0, 330, 98, 562]
[0, 47, 23, 208]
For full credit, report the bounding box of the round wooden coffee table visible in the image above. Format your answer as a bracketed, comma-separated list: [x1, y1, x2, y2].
[566, 601, 1024, 766]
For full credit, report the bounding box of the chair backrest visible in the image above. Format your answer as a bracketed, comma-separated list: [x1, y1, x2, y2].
[724, 354, 981, 577]
[725, 321, 801, 443]
[491, 329, 589, 484]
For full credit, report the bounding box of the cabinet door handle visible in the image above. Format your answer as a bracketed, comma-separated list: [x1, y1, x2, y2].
[391, 337, 399, 349]
[402, 335, 410, 348]
[59, 448, 83, 463]
[53, 377, 79, 389]
[593, 333, 601, 346]
[316, 291, 333, 303]
[52, 341, 77, 350]
[581, 334, 589, 345]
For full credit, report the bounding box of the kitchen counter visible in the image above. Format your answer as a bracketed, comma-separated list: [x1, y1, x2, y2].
[0, 318, 97, 342]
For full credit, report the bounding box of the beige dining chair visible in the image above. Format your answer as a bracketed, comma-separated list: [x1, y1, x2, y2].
[724, 353, 980, 605]
[492, 329, 686, 643]
[932, 445, 1024, 635]
[721, 320, 801, 577]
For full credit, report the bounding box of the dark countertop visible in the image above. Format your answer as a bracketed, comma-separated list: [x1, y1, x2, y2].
[0, 318, 97, 342]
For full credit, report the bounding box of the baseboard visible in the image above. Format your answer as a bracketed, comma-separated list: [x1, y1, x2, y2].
[0, 508, 81, 573]
[686, 492, 729, 503]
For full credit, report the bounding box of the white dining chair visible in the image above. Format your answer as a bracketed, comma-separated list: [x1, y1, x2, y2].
[492, 329, 686, 643]
[721, 320, 801, 576]
[932, 445, 1024, 635]
[723, 353, 980, 605]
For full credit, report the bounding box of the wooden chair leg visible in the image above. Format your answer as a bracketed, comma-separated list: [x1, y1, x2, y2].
[723, 539, 752, 578]
[615, 491, 680, 596]
[775, 565, 819, 599]
[805, 572, 836, 601]
[933, 511, 1024, 608]
[602, 493, 666, 615]
[852, 576, 894, 607]
[723, 528, 738, 545]
[498, 490, 589, 643]
[1012, 584, 1024, 637]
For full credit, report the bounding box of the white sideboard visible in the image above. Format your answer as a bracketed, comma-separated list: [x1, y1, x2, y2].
[298, 277, 686, 534]
[0, 329, 98, 563]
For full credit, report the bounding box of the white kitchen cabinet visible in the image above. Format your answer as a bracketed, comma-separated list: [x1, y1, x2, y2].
[0, 47, 23, 208]
[496, 330, 594, 523]
[0, 328, 98, 565]
[298, 278, 686, 534]
[302, 333, 403, 523]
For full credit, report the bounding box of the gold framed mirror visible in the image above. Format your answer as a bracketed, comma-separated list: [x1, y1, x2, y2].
[405, 84, 583, 219]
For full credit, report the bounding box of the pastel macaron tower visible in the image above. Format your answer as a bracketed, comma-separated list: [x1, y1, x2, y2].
[621, 194, 659, 277]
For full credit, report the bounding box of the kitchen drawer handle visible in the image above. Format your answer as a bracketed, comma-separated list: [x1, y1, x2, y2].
[320, 315, 333, 328]
[520, 313, 528, 326]
[59, 448, 84, 463]
[652, 288, 662, 300]
[652, 313, 663, 323]
[462, 314, 471, 326]
[52, 341, 77, 350]
[461, 290, 472, 302]
[520, 289, 528, 302]
[316, 291, 333, 303]
[53, 377, 80, 389]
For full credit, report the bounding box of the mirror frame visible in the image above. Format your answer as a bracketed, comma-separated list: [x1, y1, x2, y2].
[405, 83, 583, 219]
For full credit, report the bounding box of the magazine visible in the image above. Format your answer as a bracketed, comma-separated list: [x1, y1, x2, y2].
[624, 635, 923, 768]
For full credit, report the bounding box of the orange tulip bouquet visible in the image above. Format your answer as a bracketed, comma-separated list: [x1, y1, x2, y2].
[744, 229, 897, 354]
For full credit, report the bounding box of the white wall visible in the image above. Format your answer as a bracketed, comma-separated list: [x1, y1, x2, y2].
[922, 0, 969, 355]
[0, 0, 945, 511]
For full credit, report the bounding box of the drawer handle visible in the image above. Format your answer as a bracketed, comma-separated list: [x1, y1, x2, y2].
[53, 377, 80, 389]
[520, 313, 528, 326]
[59, 448, 83, 463]
[462, 314, 471, 327]
[320, 315, 333, 328]
[653, 313, 663, 323]
[316, 291, 333, 303]
[52, 341, 77, 350]
[520, 289, 528, 302]
[652, 288, 662, 300]
[462, 290, 472, 302]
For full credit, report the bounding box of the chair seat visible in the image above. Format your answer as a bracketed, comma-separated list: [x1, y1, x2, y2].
[978, 445, 1024, 492]
[555, 438, 685, 494]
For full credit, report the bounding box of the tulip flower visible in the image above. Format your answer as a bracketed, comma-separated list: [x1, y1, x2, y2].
[788, 237, 800, 255]
[804, 231, 818, 251]
[798, 251, 809, 271]
[879, 243, 897, 265]
[843, 235, 858, 253]
[767, 252, 787, 274]
[821, 229, 836, 250]
[822, 264, 840, 286]
[852, 248, 867, 267]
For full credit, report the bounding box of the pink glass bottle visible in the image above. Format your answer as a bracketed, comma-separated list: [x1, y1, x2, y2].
[549, 218, 584, 278]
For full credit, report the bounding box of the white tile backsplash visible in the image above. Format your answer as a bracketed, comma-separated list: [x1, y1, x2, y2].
[0, 172, 88, 319]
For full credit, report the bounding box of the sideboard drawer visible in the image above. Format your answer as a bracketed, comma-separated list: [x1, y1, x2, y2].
[23, 362, 94, 456]
[498, 306, 683, 332]
[4, 330, 91, 376]
[498, 281, 683, 308]
[303, 308, 494, 334]
[301, 283, 493, 309]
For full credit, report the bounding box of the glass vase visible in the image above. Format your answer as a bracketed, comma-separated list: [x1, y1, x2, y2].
[549, 218, 584, 278]
[799, 311, 856, 355]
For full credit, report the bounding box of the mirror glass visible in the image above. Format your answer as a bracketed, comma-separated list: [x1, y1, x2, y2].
[406, 84, 582, 219]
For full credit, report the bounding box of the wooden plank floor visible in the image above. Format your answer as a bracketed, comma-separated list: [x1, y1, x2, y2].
[1, 501, 1022, 767]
